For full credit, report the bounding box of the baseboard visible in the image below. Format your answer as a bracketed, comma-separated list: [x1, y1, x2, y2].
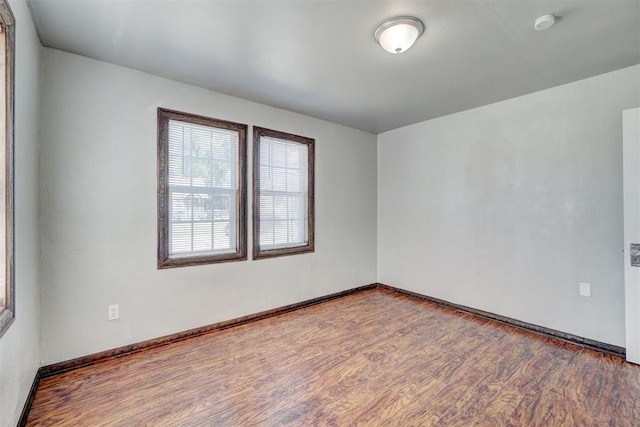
[39, 283, 377, 378]
[376, 283, 626, 359]
[17, 369, 41, 426]
[37, 282, 626, 379]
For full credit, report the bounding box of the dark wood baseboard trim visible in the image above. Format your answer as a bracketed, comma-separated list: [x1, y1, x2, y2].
[39, 283, 377, 378]
[33, 281, 626, 380]
[17, 369, 41, 426]
[375, 283, 626, 359]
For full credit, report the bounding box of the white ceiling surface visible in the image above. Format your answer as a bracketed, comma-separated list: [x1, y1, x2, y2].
[28, 0, 640, 134]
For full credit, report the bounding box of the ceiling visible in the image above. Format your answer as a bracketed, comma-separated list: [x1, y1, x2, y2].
[27, 0, 640, 134]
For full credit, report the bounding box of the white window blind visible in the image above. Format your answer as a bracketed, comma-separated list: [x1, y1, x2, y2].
[258, 136, 309, 249]
[167, 119, 239, 257]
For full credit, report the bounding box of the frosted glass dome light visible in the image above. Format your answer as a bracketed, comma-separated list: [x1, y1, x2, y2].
[533, 14, 556, 31]
[374, 16, 425, 54]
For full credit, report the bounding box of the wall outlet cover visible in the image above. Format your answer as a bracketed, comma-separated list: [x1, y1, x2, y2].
[579, 282, 591, 297]
[108, 304, 119, 320]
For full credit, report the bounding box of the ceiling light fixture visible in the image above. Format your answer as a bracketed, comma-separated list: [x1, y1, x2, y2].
[374, 16, 425, 54]
[533, 14, 556, 31]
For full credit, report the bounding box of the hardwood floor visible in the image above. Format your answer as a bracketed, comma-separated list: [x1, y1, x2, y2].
[26, 289, 640, 426]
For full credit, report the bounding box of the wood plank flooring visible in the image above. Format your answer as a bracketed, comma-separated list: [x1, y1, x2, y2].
[26, 289, 640, 426]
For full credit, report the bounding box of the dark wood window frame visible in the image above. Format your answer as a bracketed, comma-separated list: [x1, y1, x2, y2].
[253, 126, 315, 260]
[0, 0, 14, 339]
[157, 108, 248, 268]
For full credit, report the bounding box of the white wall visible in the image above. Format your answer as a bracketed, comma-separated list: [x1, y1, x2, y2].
[39, 48, 377, 365]
[0, 0, 41, 425]
[378, 65, 640, 347]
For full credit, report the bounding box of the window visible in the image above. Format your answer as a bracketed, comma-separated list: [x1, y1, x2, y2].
[158, 109, 247, 268]
[253, 127, 314, 259]
[0, 0, 14, 339]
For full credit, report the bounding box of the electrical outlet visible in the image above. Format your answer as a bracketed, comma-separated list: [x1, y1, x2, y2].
[579, 282, 591, 297]
[108, 304, 119, 320]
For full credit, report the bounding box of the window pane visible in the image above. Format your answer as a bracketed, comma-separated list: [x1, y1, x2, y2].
[191, 157, 211, 187]
[193, 193, 212, 221]
[260, 220, 274, 246]
[260, 165, 272, 191]
[212, 136, 230, 161]
[171, 192, 192, 222]
[168, 127, 190, 186]
[272, 167, 286, 192]
[288, 196, 302, 220]
[213, 161, 231, 187]
[260, 195, 274, 220]
[193, 222, 213, 252]
[168, 120, 238, 189]
[288, 220, 302, 242]
[213, 221, 231, 250]
[287, 169, 300, 192]
[273, 220, 288, 245]
[271, 140, 287, 167]
[287, 144, 300, 168]
[213, 195, 230, 220]
[273, 196, 287, 220]
[171, 223, 192, 254]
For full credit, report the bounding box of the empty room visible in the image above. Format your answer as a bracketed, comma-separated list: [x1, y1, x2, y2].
[1, 0, 640, 425]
